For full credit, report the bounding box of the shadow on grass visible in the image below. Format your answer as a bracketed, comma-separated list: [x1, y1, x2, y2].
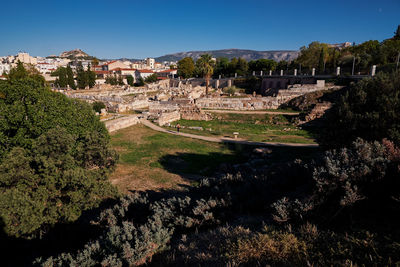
[157, 141, 321, 182]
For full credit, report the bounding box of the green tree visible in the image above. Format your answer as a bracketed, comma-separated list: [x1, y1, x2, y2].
[318, 48, 325, 73]
[92, 101, 106, 113]
[76, 63, 87, 89]
[126, 75, 134, 86]
[321, 71, 400, 148]
[248, 59, 277, 73]
[214, 57, 230, 77]
[297, 42, 330, 72]
[229, 57, 248, 76]
[276, 60, 288, 72]
[87, 65, 96, 88]
[53, 67, 68, 88]
[195, 54, 214, 95]
[135, 77, 145, 87]
[144, 73, 158, 83]
[66, 65, 76, 89]
[177, 57, 195, 78]
[0, 71, 118, 237]
[117, 75, 124, 85]
[393, 25, 400, 40]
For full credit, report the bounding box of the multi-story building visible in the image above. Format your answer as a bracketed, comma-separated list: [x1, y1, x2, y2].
[135, 69, 154, 80]
[15, 52, 37, 65]
[146, 58, 155, 69]
[0, 62, 11, 74]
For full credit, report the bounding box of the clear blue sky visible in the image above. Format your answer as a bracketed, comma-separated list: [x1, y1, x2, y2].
[0, 0, 399, 59]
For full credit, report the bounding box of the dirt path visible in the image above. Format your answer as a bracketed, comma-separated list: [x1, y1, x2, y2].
[141, 119, 318, 148]
[205, 109, 300, 115]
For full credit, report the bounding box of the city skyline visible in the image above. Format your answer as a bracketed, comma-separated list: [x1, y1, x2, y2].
[0, 0, 399, 58]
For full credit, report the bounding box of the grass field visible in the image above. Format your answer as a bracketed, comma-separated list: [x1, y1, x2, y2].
[109, 123, 320, 193]
[109, 124, 252, 192]
[167, 113, 316, 144]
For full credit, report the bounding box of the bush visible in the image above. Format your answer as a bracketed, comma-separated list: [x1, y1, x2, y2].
[92, 101, 106, 113]
[272, 138, 400, 224]
[144, 74, 158, 83]
[321, 71, 400, 148]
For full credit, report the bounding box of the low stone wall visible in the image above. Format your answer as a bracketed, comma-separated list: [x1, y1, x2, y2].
[180, 104, 212, 121]
[196, 97, 282, 110]
[105, 115, 140, 132]
[112, 99, 149, 112]
[157, 111, 181, 126]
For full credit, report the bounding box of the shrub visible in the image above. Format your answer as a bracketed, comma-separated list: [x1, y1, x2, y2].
[92, 101, 106, 113]
[321, 70, 400, 148]
[272, 138, 400, 224]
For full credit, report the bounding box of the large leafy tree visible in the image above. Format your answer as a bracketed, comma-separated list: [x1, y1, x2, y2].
[177, 57, 195, 78]
[195, 54, 214, 95]
[321, 70, 400, 148]
[0, 67, 118, 237]
[248, 59, 277, 73]
[297, 42, 330, 71]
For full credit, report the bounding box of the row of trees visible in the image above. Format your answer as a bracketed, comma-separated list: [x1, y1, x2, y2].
[177, 55, 215, 94]
[177, 26, 400, 78]
[105, 74, 156, 86]
[295, 26, 400, 75]
[105, 74, 124, 85]
[53, 64, 96, 89]
[52, 65, 75, 89]
[76, 64, 96, 89]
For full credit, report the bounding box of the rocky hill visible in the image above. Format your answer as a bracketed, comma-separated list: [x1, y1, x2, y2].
[60, 49, 90, 58]
[155, 49, 299, 62]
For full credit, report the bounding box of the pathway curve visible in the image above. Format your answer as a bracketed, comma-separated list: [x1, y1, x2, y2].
[140, 119, 318, 148]
[204, 109, 300, 115]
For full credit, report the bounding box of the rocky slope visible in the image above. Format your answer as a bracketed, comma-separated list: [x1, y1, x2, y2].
[60, 49, 90, 58]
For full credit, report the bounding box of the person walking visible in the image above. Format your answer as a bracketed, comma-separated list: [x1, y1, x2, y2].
[176, 123, 181, 133]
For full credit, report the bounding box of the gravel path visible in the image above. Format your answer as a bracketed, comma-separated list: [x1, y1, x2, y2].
[205, 109, 300, 115]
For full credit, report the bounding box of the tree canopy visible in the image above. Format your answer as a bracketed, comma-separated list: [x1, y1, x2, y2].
[0, 66, 117, 237]
[321, 70, 400, 148]
[177, 57, 195, 78]
[195, 54, 214, 94]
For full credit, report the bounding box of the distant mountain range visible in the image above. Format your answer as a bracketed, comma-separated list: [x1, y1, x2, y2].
[155, 49, 300, 62]
[56, 48, 300, 62]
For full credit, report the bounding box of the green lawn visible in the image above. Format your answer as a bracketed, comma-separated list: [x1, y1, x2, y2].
[109, 124, 251, 192]
[168, 113, 316, 144]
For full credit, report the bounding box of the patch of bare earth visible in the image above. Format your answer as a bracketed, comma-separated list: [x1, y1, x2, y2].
[110, 164, 190, 193]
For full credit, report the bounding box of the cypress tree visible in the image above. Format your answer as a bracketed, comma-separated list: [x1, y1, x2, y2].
[76, 63, 86, 89]
[87, 65, 96, 88]
[66, 65, 76, 89]
[318, 48, 325, 74]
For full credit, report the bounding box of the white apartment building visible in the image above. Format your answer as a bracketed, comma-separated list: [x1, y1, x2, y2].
[0, 62, 11, 74]
[146, 58, 155, 69]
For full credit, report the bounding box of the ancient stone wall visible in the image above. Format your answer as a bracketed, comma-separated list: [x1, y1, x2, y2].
[157, 111, 181, 126]
[105, 115, 140, 132]
[180, 104, 212, 121]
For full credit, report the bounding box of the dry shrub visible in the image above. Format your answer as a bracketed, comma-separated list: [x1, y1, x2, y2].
[227, 226, 308, 266]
